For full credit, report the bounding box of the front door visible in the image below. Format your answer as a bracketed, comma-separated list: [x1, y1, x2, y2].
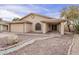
[52, 25, 57, 31]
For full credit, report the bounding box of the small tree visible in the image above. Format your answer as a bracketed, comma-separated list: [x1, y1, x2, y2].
[60, 6, 79, 32]
[74, 19, 79, 33]
[12, 18, 20, 21]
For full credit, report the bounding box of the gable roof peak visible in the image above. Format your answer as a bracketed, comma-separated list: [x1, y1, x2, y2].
[19, 13, 55, 20]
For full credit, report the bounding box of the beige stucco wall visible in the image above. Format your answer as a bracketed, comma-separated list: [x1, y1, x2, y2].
[2, 25, 8, 31]
[58, 24, 61, 32]
[0, 21, 8, 32]
[9, 14, 65, 34]
[21, 15, 52, 33]
[20, 15, 65, 34]
[42, 23, 49, 33]
[0, 24, 8, 31]
[0, 25, 3, 31]
[60, 22, 64, 35]
[25, 23, 32, 32]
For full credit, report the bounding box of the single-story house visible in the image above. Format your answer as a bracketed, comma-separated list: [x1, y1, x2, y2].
[8, 13, 66, 35]
[0, 21, 8, 32]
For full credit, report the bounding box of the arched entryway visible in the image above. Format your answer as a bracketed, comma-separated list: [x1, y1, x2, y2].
[35, 23, 41, 31]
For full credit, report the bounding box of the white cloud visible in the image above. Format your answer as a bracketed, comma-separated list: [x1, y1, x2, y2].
[0, 5, 44, 16]
[0, 5, 52, 21]
[28, 4, 50, 12]
[0, 4, 52, 14]
[0, 5, 42, 21]
[0, 9, 21, 21]
[0, 5, 60, 21]
[29, 5, 60, 18]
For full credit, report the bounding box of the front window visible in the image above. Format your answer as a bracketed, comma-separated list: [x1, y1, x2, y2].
[35, 23, 41, 31]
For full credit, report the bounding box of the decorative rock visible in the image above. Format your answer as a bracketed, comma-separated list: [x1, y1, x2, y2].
[0, 33, 19, 45]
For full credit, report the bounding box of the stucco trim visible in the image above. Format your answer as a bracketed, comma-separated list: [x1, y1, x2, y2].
[41, 20, 66, 24]
[9, 21, 32, 24]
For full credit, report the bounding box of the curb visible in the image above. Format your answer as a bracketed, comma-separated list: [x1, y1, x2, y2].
[67, 34, 75, 55]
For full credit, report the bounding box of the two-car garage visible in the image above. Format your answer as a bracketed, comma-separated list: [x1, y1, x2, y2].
[10, 24, 24, 32]
[9, 21, 32, 33]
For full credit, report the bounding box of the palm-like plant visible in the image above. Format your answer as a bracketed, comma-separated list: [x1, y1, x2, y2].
[60, 6, 79, 32]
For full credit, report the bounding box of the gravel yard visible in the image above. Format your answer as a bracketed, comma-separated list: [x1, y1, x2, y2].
[17, 34, 47, 42]
[8, 34, 73, 55]
[0, 32, 47, 48]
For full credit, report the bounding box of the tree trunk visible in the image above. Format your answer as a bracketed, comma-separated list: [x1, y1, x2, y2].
[67, 21, 71, 32]
[67, 24, 71, 32]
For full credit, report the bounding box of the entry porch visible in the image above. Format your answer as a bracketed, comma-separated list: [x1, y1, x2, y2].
[41, 21, 65, 35]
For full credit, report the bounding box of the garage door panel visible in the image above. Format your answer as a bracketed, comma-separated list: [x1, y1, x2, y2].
[10, 24, 24, 32]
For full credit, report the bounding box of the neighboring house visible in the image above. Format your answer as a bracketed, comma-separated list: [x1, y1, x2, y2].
[8, 13, 66, 35]
[0, 21, 8, 32]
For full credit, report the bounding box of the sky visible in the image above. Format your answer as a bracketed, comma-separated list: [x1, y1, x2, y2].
[0, 4, 78, 21]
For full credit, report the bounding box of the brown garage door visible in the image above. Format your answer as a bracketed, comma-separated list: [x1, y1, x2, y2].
[10, 24, 24, 32]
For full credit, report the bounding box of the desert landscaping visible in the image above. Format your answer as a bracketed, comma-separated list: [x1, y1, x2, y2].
[0, 32, 73, 55]
[0, 5, 79, 55]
